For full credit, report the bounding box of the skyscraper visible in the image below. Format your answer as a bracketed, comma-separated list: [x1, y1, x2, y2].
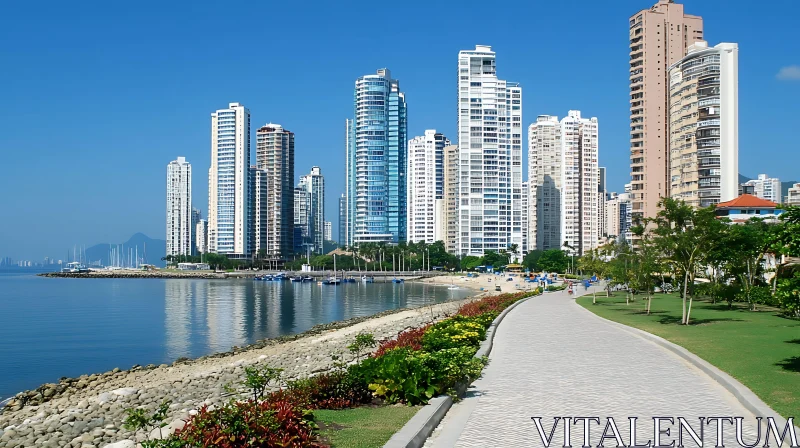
[528, 115, 562, 252]
[407, 130, 450, 243]
[521, 180, 529, 255]
[209, 102, 250, 256]
[167, 157, 192, 257]
[338, 194, 347, 246]
[343, 120, 355, 247]
[598, 167, 607, 240]
[629, 1, 703, 222]
[324, 222, 332, 242]
[457, 45, 522, 257]
[299, 166, 325, 253]
[442, 144, 460, 254]
[249, 167, 269, 256]
[196, 219, 208, 254]
[191, 208, 201, 256]
[350, 69, 407, 244]
[528, 111, 599, 256]
[669, 41, 739, 207]
[294, 186, 310, 254]
[256, 123, 294, 258]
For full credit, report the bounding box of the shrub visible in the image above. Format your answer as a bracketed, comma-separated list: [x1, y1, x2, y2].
[280, 368, 372, 410]
[374, 325, 430, 358]
[421, 315, 488, 352]
[175, 400, 323, 448]
[355, 347, 485, 405]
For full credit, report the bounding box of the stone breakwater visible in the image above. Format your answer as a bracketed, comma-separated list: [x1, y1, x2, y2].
[0, 297, 479, 448]
[39, 271, 431, 280]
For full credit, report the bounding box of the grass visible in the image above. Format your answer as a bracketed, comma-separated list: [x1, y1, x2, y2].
[577, 293, 800, 418]
[315, 405, 421, 448]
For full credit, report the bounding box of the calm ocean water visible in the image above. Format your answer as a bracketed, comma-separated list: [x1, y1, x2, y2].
[0, 271, 471, 400]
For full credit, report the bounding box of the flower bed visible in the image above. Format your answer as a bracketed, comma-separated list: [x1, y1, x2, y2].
[137, 289, 540, 447]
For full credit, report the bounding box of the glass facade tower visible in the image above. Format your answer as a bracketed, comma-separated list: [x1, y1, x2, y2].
[350, 69, 407, 244]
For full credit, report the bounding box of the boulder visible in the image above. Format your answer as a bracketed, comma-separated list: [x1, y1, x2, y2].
[110, 388, 137, 397]
[102, 441, 135, 448]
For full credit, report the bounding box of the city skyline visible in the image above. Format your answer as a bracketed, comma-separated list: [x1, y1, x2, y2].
[2, 0, 799, 260]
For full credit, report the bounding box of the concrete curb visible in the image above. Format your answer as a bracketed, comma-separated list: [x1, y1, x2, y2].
[383, 291, 539, 448]
[573, 296, 799, 433]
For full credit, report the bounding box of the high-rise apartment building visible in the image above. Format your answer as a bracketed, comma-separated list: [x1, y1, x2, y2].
[598, 168, 607, 239]
[196, 219, 208, 254]
[457, 45, 522, 257]
[442, 144, 459, 254]
[343, 120, 355, 247]
[408, 130, 450, 243]
[256, 123, 295, 258]
[528, 112, 599, 256]
[629, 1, 704, 221]
[299, 166, 325, 253]
[528, 115, 562, 252]
[605, 193, 622, 240]
[209, 103, 250, 256]
[786, 183, 800, 205]
[324, 222, 332, 242]
[349, 69, 407, 244]
[294, 186, 310, 253]
[743, 174, 782, 204]
[669, 41, 739, 207]
[521, 180, 529, 254]
[191, 208, 201, 256]
[338, 194, 347, 245]
[249, 167, 269, 256]
[166, 157, 192, 257]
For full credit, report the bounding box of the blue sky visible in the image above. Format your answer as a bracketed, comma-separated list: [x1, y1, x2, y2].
[1, 0, 799, 260]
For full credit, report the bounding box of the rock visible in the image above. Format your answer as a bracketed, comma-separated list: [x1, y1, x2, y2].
[102, 441, 135, 448]
[111, 368, 120, 374]
[110, 388, 137, 397]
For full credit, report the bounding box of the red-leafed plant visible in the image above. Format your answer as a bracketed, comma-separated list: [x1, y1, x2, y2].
[175, 400, 325, 448]
[373, 325, 431, 358]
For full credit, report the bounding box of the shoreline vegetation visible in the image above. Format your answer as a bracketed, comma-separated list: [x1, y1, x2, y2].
[0, 277, 496, 447]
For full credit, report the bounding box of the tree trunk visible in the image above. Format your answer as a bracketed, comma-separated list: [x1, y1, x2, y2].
[682, 270, 690, 324]
[593, 290, 596, 304]
[686, 272, 695, 325]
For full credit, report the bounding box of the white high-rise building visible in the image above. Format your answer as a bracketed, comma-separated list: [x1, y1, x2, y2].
[167, 157, 193, 257]
[528, 111, 599, 256]
[299, 167, 325, 253]
[209, 103, 250, 256]
[196, 219, 208, 254]
[787, 183, 800, 205]
[457, 45, 522, 257]
[249, 167, 269, 256]
[743, 174, 782, 204]
[408, 130, 450, 243]
[528, 116, 562, 252]
[521, 181, 529, 255]
[324, 222, 332, 242]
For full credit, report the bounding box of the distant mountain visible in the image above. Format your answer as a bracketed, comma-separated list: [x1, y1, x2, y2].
[84, 233, 166, 267]
[738, 174, 796, 201]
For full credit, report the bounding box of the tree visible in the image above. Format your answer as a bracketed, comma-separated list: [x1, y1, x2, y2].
[770, 205, 800, 317]
[537, 249, 569, 274]
[522, 250, 543, 272]
[481, 251, 509, 269]
[724, 220, 772, 310]
[462, 256, 482, 271]
[650, 198, 719, 325]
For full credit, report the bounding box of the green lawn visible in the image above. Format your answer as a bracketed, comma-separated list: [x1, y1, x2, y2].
[315, 406, 420, 448]
[577, 293, 800, 418]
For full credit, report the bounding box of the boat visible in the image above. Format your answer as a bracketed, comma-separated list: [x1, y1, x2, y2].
[343, 277, 356, 283]
[361, 275, 374, 283]
[290, 277, 303, 282]
[392, 278, 404, 284]
[61, 262, 89, 273]
[447, 285, 460, 290]
[322, 277, 341, 285]
[302, 276, 314, 282]
[255, 275, 274, 281]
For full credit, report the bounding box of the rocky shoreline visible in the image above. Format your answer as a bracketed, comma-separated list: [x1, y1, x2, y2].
[39, 270, 431, 280]
[0, 294, 482, 448]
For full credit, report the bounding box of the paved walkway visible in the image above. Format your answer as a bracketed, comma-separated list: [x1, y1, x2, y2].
[425, 286, 759, 448]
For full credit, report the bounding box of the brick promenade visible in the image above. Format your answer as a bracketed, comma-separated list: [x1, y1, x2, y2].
[425, 286, 760, 447]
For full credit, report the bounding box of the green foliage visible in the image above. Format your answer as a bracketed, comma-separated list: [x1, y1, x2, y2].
[356, 347, 485, 405]
[122, 400, 172, 442]
[480, 251, 509, 269]
[421, 315, 490, 352]
[775, 270, 800, 318]
[242, 365, 284, 401]
[461, 256, 482, 271]
[537, 249, 569, 273]
[348, 333, 377, 361]
[522, 250, 543, 272]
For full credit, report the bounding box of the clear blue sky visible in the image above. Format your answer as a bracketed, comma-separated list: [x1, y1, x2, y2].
[1, 0, 799, 261]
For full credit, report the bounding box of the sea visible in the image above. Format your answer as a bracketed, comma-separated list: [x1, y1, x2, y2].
[0, 270, 471, 401]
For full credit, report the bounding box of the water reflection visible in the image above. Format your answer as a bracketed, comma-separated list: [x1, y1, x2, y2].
[163, 280, 471, 360]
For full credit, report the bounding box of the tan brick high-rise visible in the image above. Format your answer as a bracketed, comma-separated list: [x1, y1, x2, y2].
[629, 0, 703, 222]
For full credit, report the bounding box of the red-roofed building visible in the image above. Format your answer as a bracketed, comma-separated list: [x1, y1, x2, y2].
[715, 194, 783, 223]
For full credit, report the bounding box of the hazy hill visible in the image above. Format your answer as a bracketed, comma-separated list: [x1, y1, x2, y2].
[84, 233, 166, 267]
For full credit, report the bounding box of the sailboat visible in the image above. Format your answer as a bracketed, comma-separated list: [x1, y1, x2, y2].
[448, 277, 459, 290]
